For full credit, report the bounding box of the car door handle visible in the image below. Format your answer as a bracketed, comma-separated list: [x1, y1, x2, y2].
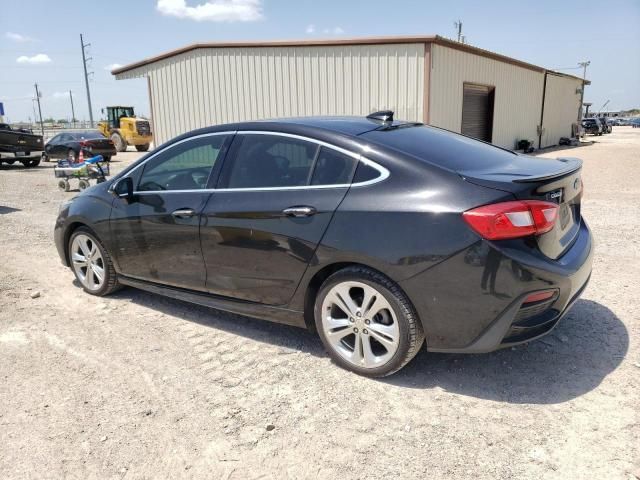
[282, 206, 316, 217]
[172, 208, 196, 218]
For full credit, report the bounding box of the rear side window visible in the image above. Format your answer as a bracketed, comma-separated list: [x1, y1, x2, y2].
[353, 162, 380, 183]
[221, 134, 318, 188]
[310, 147, 357, 185]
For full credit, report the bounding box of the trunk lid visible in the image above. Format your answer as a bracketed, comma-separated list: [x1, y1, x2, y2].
[460, 155, 583, 260]
[85, 138, 114, 150]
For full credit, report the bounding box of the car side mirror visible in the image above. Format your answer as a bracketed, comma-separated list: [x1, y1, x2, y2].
[112, 177, 134, 202]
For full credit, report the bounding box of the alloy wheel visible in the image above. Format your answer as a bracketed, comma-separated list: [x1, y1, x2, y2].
[70, 234, 105, 292]
[321, 281, 400, 369]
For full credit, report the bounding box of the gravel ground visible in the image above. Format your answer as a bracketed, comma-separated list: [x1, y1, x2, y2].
[0, 130, 638, 479]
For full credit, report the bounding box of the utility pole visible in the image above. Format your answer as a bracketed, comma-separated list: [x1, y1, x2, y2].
[454, 20, 463, 42]
[80, 34, 94, 127]
[69, 90, 76, 128]
[577, 60, 590, 122]
[33, 83, 44, 137]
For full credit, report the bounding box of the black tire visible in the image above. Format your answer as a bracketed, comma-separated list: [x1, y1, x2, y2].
[135, 143, 150, 152]
[103, 156, 111, 162]
[42, 152, 49, 162]
[68, 227, 121, 296]
[111, 133, 127, 152]
[58, 179, 70, 192]
[314, 266, 424, 377]
[78, 179, 90, 190]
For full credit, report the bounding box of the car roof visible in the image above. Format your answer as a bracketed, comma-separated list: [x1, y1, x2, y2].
[259, 116, 405, 136]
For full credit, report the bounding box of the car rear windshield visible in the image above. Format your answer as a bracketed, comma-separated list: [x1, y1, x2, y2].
[361, 125, 517, 172]
[72, 131, 105, 139]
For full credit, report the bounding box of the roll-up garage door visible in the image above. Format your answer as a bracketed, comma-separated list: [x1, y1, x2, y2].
[461, 83, 494, 142]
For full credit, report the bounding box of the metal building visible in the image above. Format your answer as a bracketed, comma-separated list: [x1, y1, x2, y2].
[113, 35, 588, 149]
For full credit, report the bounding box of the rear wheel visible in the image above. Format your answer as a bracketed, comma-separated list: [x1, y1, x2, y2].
[21, 159, 40, 167]
[111, 133, 127, 152]
[78, 179, 90, 190]
[315, 266, 424, 377]
[135, 143, 150, 152]
[42, 152, 49, 162]
[68, 228, 120, 296]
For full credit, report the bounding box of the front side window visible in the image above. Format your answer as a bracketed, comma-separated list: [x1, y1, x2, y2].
[221, 134, 318, 188]
[138, 135, 228, 191]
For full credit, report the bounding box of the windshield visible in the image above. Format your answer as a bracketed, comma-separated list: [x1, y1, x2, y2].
[112, 107, 134, 118]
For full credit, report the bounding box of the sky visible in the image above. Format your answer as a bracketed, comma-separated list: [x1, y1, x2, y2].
[1, 0, 639, 123]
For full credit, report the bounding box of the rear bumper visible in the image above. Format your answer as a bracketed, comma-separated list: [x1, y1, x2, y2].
[401, 218, 594, 353]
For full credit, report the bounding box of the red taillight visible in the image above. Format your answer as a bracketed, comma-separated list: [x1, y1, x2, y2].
[523, 289, 557, 304]
[80, 140, 88, 146]
[463, 200, 559, 240]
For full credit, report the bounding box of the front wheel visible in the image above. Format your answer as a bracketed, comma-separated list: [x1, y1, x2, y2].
[135, 143, 150, 152]
[68, 227, 120, 296]
[314, 267, 424, 377]
[111, 133, 127, 152]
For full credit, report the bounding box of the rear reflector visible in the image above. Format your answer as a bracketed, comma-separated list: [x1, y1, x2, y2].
[523, 289, 557, 304]
[463, 200, 559, 240]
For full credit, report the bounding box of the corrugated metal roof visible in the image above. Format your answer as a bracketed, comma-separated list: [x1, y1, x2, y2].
[112, 35, 587, 83]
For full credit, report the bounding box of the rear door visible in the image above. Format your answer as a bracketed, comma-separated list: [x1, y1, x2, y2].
[200, 132, 358, 305]
[109, 133, 231, 290]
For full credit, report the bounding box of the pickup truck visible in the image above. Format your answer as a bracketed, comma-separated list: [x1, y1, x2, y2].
[0, 123, 44, 167]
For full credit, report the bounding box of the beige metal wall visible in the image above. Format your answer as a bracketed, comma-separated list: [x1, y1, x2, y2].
[116, 44, 425, 145]
[428, 44, 544, 149]
[541, 74, 582, 148]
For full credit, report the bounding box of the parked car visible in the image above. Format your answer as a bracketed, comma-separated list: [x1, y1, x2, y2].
[599, 117, 612, 134]
[0, 123, 44, 167]
[54, 113, 593, 377]
[43, 131, 117, 163]
[581, 118, 602, 136]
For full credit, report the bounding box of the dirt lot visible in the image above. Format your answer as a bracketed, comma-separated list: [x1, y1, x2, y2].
[1, 128, 638, 479]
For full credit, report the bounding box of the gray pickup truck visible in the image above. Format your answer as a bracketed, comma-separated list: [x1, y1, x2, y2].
[0, 123, 44, 167]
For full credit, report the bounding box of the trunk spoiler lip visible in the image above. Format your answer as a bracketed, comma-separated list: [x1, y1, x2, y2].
[511, 157, 582, 183]
[459, 157, 582, 184]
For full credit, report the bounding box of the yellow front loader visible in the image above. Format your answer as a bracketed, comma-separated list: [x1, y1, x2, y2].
[97, 106, 153, 152]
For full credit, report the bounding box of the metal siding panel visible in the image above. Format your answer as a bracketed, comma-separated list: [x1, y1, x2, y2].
[541, 75, 582, 147]
[127, 43, 425, 141]
[429, 44, 544, 149]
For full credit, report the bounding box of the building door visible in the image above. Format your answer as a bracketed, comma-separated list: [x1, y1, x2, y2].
[461, 83, 495, 142]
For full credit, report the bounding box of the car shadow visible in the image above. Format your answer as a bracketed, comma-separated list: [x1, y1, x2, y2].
[115, 288, 626, 404]
[385, 299, 628, 404]
[0, 205, 21, 214]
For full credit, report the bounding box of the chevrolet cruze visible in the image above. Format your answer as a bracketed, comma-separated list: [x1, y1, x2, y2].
[55, 112, 593, 377]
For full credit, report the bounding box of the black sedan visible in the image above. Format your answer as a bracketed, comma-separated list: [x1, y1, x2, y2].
[54, 113, 593, 377]
[43, 131, 116, 162]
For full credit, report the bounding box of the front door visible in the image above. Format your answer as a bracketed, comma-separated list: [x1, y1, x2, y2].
[109, 133, 231, 290]
[200, 133, 359, 305]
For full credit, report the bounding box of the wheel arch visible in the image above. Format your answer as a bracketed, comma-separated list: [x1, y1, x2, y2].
[62, 222, 97, 265]
[302, 261, 414, 333]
